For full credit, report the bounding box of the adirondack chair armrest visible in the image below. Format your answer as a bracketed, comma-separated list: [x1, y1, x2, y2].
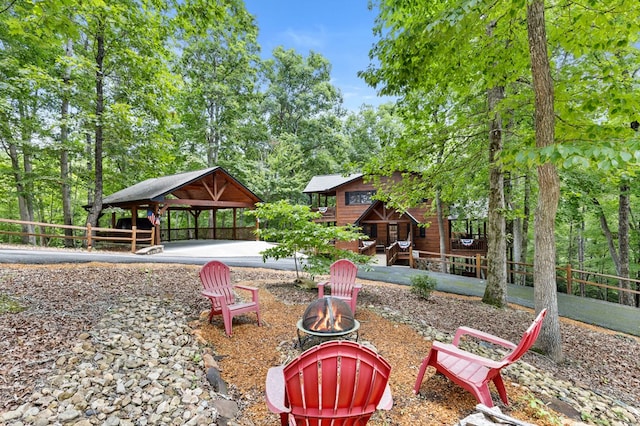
[452, 326, 517, 350]
[265, 366, 290, 414]
[201, 290, 224, 300]
[234, 284, 259, 302]
[431, 341, 505, 370]
[317, 281, 328, 298]
[201, 290, 229, 308]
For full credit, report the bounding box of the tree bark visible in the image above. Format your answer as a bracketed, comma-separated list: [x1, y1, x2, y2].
[86, 19, 105, 229]
[618, 182, 633, 305]
[483, 84, 507, 307]
[6, 139, 35, 244]
[435, 188, 448, 273]
[514, 173, 531, 286]
[592, 198, 620, 271]
[527, 0, 563, 362]
[61, 38, 74, 247]
[578, 211, 585, 297]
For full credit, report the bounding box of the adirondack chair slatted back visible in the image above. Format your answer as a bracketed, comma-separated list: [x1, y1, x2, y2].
[199, 261, 235, 311]
[502, 309, 547, 364]
[317, 259, 362, 314]
[330, 259, 358, 298]
[282, 341, 391, 425]
[199, 260, 261, 336]
[414, 308, 547, 407]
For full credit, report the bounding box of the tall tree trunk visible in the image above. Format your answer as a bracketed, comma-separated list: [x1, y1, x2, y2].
[483, 84, 507, 307]
[86, 21, 105, 229]
[618, 182, 633, 305]
[435, 188, 448, 273]
[61, 38, 74, 247]
[514, 173, 531, 286]
[578, 213, 586, 297]
[7, 140, 35, 244]
[527, 0, 563, 362]
[505, 173, 514, 283]
[592, 198, 620, 271]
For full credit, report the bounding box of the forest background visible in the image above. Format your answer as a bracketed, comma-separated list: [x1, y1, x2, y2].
[1, 0, 640, 358]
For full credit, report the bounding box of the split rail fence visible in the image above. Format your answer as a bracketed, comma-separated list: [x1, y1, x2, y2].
[412, 249, 640, 307]
[0, 218, 154, 253]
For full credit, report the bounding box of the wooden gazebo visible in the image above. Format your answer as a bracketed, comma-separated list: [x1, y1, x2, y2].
[97, 167, 262, 245]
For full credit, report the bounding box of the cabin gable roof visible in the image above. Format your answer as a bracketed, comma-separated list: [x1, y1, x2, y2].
[355, 200, 421, 225]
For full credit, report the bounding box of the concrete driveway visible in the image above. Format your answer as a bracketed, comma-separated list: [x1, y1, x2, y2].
[157, 239, 279, 258]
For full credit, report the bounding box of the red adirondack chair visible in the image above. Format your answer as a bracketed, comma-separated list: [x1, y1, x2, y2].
[414, 309, 547, 407]
[199, 260, 261, 337]
[317, 259, 362, 314]
[265, 340, 393, 425]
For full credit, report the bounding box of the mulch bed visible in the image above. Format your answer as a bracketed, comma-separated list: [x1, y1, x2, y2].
[194, 278, 557, 425]
[2, 263, 638, 425]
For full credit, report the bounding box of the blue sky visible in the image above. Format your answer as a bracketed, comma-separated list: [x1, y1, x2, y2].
[243, 0, 393, 111]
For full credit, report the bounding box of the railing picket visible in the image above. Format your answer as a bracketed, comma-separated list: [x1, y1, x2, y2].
[412, 249, 640, 306]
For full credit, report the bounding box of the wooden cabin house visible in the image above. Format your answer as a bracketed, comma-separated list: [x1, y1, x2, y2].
[303, 173, 488, 265]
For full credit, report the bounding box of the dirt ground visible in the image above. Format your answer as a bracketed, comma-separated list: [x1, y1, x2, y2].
[1, 264, 639, 425]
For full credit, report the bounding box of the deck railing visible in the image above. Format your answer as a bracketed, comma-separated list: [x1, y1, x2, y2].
[450, 237, 488, 252]
[358, 240, 377, 256]
[385, 241, 414, 267]
[310, 207, 336, 222]
[413, 250, 640, 307]
[163, 226, 256, 242]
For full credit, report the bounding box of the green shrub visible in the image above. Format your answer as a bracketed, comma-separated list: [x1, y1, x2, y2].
[0, 294, 25, 314]
[410, 273, 436, 300]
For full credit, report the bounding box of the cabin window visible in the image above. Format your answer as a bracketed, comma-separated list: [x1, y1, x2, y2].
[362, 224, 377, 239]
[345, 190, 376, 205]
[419, 226, 426, 238]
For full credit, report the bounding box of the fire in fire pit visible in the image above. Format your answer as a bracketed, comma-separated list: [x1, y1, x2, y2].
[296, 297, 360, 349]
[302, 296, 356, 333]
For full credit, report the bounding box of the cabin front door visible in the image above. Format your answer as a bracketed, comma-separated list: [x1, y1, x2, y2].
[387, 224, 398, 245]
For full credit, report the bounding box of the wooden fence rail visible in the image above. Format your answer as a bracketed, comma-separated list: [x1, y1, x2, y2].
[414, 250, 640, 307]
[0, 218, 154, 253]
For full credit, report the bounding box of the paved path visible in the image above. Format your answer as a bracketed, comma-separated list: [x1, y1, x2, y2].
[0, 240, 638, 337]
[357, 266, 640, 337]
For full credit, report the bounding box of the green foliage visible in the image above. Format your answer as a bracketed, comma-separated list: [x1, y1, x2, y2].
[245, 200, 371, 280]
[0, 294, 25, 314]
[409, 273, 437, 300]
[522, 393, 563, 425]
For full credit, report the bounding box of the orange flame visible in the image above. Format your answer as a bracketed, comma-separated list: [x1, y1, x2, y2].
[309, 299, 346, 332]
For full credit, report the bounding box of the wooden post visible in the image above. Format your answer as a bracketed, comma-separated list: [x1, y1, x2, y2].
[212, 209, 217, 240]
[167, 209, 171, 241]
[566, 264, 572, 295]
[233, 208, 237, 240]
[86, 223, 92, 252]
[131, 226, 137, 253]
[255, 216, 260, 241]
[476, 254, 483, 278]
[409, 246, 414, 269]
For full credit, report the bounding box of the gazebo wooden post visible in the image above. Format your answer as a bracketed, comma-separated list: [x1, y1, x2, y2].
[233, 208, 237, 240]
[132, 206, 138, 228]
[194, 210, 200, 240]
[213, 209, 217, 240]
[255, 216, 259, 241]
[152, 205, 160, 245]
